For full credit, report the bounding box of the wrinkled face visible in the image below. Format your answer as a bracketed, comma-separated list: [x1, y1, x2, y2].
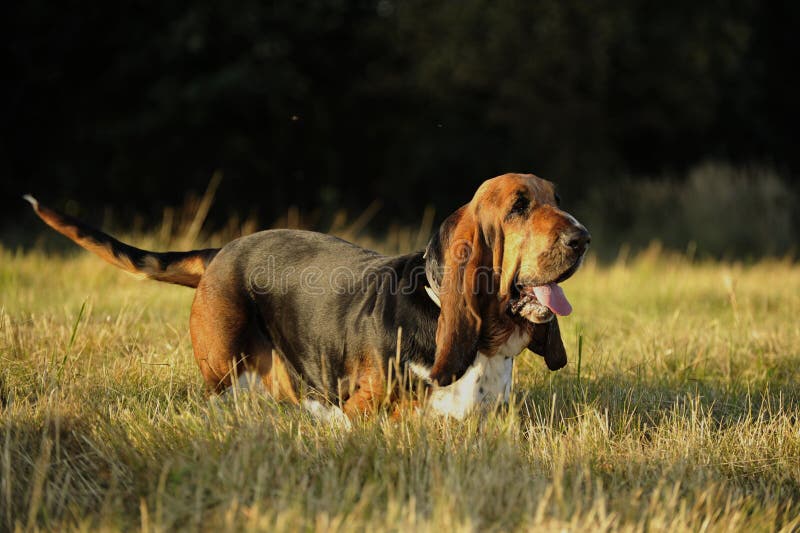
[474, 173, 591, 323]
[427, 172, 588, 385]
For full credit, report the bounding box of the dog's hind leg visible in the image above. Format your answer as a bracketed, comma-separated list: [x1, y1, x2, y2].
[189, 276, 253, 394]
[190, 269, 300, 403]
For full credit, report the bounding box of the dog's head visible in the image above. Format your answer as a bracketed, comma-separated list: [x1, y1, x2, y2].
[425, 173, 590, 384]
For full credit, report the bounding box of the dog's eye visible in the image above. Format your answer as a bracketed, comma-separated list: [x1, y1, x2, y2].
[509, 195, 530, 216]
[554, 193, 561, 206]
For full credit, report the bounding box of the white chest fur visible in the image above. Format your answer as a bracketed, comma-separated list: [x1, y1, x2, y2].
[427, 353, 514, 419]
[417, 328, 531, 419]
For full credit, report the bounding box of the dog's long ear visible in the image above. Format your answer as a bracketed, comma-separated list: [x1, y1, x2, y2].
[429, 206, 487, 385]
[528, 318, 567, 370]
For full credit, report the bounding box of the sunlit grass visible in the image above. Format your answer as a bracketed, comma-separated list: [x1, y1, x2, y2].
[1, 240, 799, 531]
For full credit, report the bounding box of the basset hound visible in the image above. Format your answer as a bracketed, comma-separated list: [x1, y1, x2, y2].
[25, 173, 590, 420]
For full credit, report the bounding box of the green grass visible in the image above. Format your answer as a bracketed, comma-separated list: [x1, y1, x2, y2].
[1, 242, 799, 532]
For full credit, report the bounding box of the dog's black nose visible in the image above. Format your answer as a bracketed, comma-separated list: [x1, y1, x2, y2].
[561, 226, 591, 252]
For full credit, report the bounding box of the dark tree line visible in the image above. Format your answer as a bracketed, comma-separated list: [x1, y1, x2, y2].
[3, 0, 798, 242]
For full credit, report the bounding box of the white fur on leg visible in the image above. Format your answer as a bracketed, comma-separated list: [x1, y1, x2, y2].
[236, 370, 267, 393]
[302, 399, 353, 430]
[223, 373, 351, 429]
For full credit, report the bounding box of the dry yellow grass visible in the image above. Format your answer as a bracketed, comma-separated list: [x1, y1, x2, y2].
[1, 238, 799, 531]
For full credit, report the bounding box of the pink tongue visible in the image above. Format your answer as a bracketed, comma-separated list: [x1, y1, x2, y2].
[532, 283, 572, 316]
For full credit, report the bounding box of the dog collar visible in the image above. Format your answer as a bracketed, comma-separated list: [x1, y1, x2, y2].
[423, 246, 442, 308]
[424, 285, 441, 308]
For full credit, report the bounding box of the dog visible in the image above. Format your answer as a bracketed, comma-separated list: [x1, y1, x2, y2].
[25, 173, 589, 420]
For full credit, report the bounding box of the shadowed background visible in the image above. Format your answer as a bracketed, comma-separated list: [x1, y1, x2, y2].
[3, 0, 798, 258]
[3, 4, 800, 530]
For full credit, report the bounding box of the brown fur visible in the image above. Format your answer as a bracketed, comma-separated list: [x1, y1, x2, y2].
[190, 262, 301, 400]
[32, 201, 142, 274]
[342, 353, 387, 417]
[26, 196, 215, 288]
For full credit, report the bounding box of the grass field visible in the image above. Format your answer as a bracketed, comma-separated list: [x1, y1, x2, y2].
[1, 235, 799, 531]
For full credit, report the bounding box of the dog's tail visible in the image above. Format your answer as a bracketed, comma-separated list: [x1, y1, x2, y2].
[24, 195, 220, 288]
